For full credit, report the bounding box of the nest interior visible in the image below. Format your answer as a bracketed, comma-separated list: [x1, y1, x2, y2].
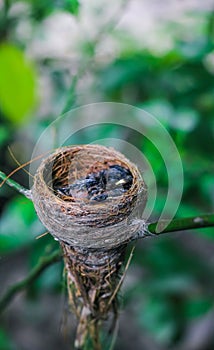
[51, 148, 132, 201]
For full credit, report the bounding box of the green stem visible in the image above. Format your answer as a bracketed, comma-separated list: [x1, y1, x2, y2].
[148, 214, 214, 234]
[61, 74, 78, 115]
[1, 168, 214, 235]
[0, 171, 32, 199]
[3, 0, 10, 17]
[0, 249, 61, 314]
[0, 215, 213, 314]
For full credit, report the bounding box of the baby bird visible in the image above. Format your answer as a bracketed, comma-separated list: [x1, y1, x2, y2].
[54, 165, 133, 202]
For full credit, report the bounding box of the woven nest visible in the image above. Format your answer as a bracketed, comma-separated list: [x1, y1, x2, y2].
[32, 145, 147, 249]
[32, 144, 147, 348]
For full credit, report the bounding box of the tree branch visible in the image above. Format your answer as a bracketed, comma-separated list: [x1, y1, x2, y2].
[0, 249, 61, 314]
[1, 167, 213, 236]
[148, 214, 214, 235]
[0, 171, 32, 199]
[0, 215, 213, 314]
[1, 164, 214, 315]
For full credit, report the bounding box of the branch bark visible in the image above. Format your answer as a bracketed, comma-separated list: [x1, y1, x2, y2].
[148, 214, 214, 234]
[1, 169, 214, 318]
[0, 215, 213, 315]
[0, 171, 32, 199]
[1, 169, 214, 235]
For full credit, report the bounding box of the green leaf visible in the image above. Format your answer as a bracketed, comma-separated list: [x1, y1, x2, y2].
[21, 0, 80, 19]
[0, 44, 36, 124]
[0, 328, 14, 350]
[28, 234, 60, 293]
[184, 298, 213, 319]
[0, 125, 10, 146]
[138, 296, 176, 345]
[64, 0, 80, 15]
[33, 263, 62, 292]
[0, 196, 43, 253]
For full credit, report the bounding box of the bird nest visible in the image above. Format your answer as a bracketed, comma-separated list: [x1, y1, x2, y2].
[32, 144, 147, 249]
[31, 144, 147, 349]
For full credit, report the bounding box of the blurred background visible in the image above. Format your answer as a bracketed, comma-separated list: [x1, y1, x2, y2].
[0, 0, 214, 349]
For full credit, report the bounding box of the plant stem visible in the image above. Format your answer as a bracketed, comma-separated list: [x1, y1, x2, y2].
[0, 249, 61, 314]
[0, 171, 32, 199]
[148, 214, 214, 235]
[1, 169, 214, 235]
[4, 0, 10, 13]
[0, 215, 213, 315]
[1, 168, 214, 235]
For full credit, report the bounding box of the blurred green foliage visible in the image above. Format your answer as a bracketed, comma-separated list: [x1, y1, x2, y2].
[26, 0, 80, 19]
[0, 328, 14, 350]
[0, 44, 36, 124]
[0, 196, 42, 253]
[0, 1, 214, 349]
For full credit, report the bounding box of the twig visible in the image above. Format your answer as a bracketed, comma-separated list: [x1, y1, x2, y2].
[107, 245, 135, 308]
[148, 214, 214, 235]
[1, 168, 214, 235]
[0, 249, 61, 314]
[0, 171, 32, 199]
[4, 1, 9, 13]
[7, 146, 34, 179]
